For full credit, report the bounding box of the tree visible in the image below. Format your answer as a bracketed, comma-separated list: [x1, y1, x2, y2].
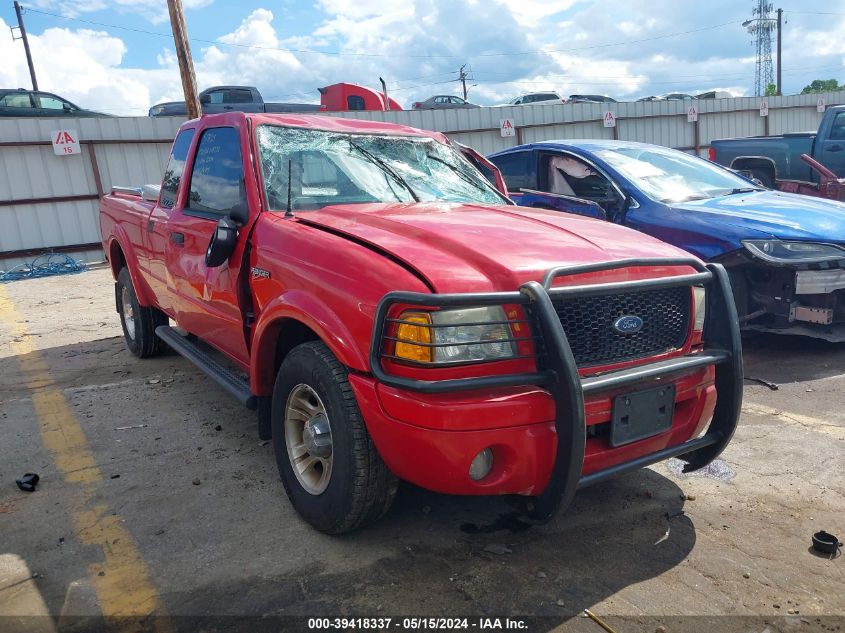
[801, 79, 841, 94]
[764, 83, 778, 97]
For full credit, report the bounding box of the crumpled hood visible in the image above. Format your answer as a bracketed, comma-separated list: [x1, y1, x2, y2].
[672, 190, 845, 241]
[297, 202, 697, 292]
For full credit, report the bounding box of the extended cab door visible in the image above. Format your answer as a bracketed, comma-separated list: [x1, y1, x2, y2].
[163, 121, 257, 366]
[145, 127, 197, 311]
[816, 109, 845, 178]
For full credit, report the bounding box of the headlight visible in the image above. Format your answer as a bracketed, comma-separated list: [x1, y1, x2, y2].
[392, 306, 518, 364]
[742, 240, 845, 264]
[692, 286, 706, 331]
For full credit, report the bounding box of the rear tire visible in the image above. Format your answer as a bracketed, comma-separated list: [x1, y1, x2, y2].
[116, 267, 167, 358]
[271, 341, 397, 534]
[749, 167, 775, 189]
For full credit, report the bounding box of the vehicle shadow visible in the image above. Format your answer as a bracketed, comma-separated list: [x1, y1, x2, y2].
[1, 337, 694, 627]
[164, 470, 693, 623]
[742, 331, 845, 383]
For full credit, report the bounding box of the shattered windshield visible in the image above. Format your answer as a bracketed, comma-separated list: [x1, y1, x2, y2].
[255, 125, 507, 211]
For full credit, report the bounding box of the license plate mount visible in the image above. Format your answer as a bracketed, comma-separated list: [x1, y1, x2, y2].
[610, 385, 676, 447]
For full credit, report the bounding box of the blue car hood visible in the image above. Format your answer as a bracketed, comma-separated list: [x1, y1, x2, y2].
[672, 190, 845, 241]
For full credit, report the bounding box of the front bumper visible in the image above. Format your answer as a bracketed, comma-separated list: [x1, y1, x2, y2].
[728, 259, 845, 340]
[367, 259, 743, 520]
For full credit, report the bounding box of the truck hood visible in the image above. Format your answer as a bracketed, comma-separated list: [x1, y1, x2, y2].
[297, 202, 696, 293]
[671, 190, 845, 241]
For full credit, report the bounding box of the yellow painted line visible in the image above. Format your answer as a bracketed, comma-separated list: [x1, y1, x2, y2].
[743, 402, 845, 441]
[0, 286, 172, 630]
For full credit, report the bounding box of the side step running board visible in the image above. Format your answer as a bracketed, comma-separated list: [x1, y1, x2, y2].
[155, 326, 257, 410]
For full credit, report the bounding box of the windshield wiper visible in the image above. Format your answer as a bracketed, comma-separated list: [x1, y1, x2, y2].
[724, 187, 762, 195]
[425, 153, 509, 202]
[348, 140, 419, 202]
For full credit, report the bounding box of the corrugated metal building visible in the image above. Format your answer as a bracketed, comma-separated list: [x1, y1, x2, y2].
[1, 91, 842, 271]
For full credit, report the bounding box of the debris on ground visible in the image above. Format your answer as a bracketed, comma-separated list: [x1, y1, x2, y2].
[114, 424, 148, 431]
[811, 530, 842, 557]
[192, 478, 201, 486]
[482, 543, 512, 555]
[583, 608, 618, 633]
[744, 376, 779, 390]
[15, 473, 40, 492]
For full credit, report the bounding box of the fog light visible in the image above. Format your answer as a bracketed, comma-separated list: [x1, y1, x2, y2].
[469, 448, 494, 481]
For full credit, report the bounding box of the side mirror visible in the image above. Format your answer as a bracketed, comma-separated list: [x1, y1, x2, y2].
[200, 94, 211, 105]
[205, 217, 239, 267]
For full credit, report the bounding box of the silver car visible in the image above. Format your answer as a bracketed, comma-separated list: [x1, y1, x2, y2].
[412, 95, 480, 110]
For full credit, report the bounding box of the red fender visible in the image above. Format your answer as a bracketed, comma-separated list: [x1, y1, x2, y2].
[107, 230, 156, 307]
[250, 289, 369, 396]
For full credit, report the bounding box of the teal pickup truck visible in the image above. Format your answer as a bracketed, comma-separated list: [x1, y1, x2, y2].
[710, 105, 845, 187]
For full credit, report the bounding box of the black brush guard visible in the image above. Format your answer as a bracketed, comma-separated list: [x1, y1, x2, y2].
[369, 258, 743, 521]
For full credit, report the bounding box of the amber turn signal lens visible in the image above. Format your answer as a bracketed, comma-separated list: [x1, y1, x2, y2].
[394, 312, 434, 363]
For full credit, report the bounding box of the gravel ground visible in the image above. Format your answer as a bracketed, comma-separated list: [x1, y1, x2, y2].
[0, 267, 843, 633]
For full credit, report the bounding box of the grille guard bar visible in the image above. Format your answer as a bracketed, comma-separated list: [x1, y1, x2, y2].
[368, 258, 743, 521]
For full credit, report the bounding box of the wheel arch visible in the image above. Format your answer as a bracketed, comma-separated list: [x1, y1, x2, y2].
[106, 231, 155, 306]
[251, 293, 368, 396]
[729, 156, 777, 186]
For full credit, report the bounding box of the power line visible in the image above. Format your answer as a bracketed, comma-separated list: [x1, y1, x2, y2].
[22, 7, 741, 60]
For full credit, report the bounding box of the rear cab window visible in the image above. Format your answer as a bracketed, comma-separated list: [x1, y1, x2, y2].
[187, 127, 246, 217]
[160, 128, 196, 209]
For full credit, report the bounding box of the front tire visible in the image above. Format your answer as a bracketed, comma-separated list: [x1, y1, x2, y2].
[271, 341, 397, 534]
[116, 267, 167, 358]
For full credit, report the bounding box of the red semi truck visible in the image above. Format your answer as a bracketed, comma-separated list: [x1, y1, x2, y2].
[100, 112, 742, 533]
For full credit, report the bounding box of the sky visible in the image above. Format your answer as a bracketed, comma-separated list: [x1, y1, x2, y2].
[1, 0, 844, 116]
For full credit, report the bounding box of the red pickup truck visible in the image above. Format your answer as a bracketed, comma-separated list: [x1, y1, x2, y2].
[100, 112, 742, 533]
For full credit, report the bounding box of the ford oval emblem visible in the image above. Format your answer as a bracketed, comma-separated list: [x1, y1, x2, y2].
[613, 315, 644, 334]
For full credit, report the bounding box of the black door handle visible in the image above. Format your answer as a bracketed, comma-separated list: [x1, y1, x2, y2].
[827, 145, 843, 152]
[147, 219, 155, 233]
[170, 232, 185, 245]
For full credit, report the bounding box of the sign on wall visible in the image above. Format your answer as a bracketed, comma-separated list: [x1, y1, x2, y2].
[687, 105, 698, 122]
[759, 101, 769, 117]
[51, 130, 81, 155]
[603, 111, 616, 128]
[500, 118, 516, 137]
[817, 98, 826, 113]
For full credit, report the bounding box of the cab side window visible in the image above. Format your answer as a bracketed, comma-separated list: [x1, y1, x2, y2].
[347, 95, 365, 111]
[160, 128, 196, 209]
[830, 112, 845, 141]
[488, 151, 534, 193]
[188, 127, 246, 216]
[37, 94, 69, 110]
[0, 92, 34, 108]
[539, 152, 623, 215]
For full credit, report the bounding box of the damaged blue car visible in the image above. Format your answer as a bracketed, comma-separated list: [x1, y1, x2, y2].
[488, 140, 845, 341]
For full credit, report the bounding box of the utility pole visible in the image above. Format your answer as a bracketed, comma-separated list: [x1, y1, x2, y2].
[12, 1, 38, 91]
[458, 64, 468, 100]
[776, 7, 782, 95]
[166, 0, 201, 119]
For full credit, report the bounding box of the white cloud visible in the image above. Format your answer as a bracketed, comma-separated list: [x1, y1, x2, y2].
[25, 0, 214, 24]
[4, 1, 845, 116]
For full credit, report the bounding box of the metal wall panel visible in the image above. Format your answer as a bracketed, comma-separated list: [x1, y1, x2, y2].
[2, 91, 844, 271]
[1, 116, 181, 271]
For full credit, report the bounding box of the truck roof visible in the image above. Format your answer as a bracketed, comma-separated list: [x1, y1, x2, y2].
[185, 111, 447, 142]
